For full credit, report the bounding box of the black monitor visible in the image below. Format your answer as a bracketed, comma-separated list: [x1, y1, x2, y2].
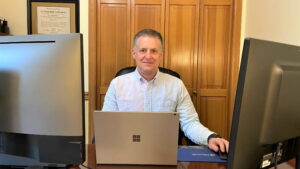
[0, 34, 85, 167]
[228, 38, 300, 169]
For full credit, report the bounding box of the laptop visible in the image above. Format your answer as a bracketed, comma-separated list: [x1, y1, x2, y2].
[93, 111, 179, 165]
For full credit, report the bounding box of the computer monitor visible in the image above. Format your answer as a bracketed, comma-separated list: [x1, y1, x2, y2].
[228, 38, 300, 169]
[0, 34, 85, 167]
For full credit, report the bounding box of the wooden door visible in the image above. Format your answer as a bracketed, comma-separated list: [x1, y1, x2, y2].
[96, 0, 165, 109]
[164, 0, 199, 105]
[89, 0, 242, 143]
[96, 0, 131, 110]
[197, 0, 233, 139]
[131, 0, 165, 65]
[131, 0, 165, 36]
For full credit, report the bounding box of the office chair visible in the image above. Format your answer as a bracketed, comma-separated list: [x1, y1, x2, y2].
[115, 66, 196, 145]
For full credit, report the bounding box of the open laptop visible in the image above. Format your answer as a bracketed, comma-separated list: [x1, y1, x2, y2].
[93, 111, 179, 165]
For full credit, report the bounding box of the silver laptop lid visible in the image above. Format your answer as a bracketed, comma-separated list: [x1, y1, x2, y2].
[93, 111, 179, 165]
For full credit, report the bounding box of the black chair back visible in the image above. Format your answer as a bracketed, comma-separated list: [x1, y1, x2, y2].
[115, 66, 180, 79]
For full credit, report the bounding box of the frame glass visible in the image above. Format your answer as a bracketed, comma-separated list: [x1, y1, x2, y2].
[27, 0, 79, 34]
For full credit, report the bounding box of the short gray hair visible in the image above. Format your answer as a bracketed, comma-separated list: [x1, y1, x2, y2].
[133, 29, 163, 49]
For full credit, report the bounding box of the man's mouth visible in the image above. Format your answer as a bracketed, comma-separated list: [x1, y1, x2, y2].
[143, 62, 153, 64]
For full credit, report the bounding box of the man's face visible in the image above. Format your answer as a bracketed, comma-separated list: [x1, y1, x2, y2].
[132, 36, 163, 77]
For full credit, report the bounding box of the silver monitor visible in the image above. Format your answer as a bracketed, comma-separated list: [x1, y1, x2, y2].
[0, 33, 85, 167]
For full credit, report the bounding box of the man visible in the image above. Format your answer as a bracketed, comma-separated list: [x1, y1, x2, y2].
[102, 29, 229, 153]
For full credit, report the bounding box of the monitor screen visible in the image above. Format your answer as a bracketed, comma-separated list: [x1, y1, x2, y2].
[228, 38, 300, 169]
[0, 34, 85, 167]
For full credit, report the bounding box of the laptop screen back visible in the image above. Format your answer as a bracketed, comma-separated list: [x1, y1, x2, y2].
[93, 111, 179, 165]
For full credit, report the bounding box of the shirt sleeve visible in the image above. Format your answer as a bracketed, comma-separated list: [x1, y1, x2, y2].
[176, 81, 214, 145]
[102, 80, 118, 111]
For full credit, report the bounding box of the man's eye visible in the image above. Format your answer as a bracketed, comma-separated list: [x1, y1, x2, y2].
[139, 49, 146, 53]
[151, 49, 158, 54]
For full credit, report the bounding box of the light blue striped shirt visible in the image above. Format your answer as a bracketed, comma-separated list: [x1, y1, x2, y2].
[102, 68, 214, 145]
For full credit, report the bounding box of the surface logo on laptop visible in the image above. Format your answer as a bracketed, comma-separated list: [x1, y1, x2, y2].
[132, 135, 141, 142]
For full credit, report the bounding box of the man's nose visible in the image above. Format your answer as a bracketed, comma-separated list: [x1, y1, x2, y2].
[145, 50, 152, 58]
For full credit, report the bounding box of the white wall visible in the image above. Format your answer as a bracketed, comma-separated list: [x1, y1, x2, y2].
[0, 0, 89, 142]
[80, 0, 89, 93]
[243, 0, 300, 46]
[0, 0, 89, 92]
[240, 0, 247, 54]
[0, 0, 27, 34]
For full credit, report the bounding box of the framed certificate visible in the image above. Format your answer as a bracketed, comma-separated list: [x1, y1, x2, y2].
[27, 0, 79, 34]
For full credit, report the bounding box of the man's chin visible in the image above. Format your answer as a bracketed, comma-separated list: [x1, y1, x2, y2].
[138, 66, 158, 75]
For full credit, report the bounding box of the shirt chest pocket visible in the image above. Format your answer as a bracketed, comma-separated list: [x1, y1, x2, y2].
[116, 97, 135, 111]
[154, 99, 177, 112]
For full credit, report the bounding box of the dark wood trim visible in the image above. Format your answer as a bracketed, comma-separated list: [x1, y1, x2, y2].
[0, 32, 9, 36]
[88, 0, 97, 144]
[84, 92, 89, 101]
[288, 158, 296, 167]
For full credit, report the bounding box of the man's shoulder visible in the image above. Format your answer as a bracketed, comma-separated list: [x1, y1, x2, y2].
[111, 72, 136, 84]
[158, 72, 183, 84]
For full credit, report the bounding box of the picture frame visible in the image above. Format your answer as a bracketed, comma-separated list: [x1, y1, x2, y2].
[27, 0, 79, 34]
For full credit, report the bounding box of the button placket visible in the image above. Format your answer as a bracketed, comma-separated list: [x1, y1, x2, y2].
[144, 82, 152, 112]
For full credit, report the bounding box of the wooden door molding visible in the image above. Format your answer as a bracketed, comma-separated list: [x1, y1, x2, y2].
[88, 0, 97, 143]
[228, 0, 242, 134]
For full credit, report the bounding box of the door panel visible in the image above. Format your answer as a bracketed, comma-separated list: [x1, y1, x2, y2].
[198, 3, 232, 138]
[96, 2, 131, 109]
[200, 5, 231, 89]
[131, 0, 165, 65]
[199, 97, 228, 139]
[165, 0, 199, 104]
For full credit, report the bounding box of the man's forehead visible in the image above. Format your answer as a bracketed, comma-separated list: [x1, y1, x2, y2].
[135, 36, 162, 48]
[137, 35, 160, 42]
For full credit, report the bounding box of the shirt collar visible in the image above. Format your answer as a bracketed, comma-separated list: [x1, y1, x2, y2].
[134, 67, 160, 84]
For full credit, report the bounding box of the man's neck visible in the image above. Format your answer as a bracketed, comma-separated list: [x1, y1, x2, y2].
[137, 68, 158, 82]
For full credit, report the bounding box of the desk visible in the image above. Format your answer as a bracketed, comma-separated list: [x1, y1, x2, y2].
[87, 144, 296, 169]
[0, 32, 9, 36]
[87, 144, 226, 169]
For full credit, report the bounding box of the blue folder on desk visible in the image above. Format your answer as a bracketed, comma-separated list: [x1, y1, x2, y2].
[177, 146, 227, 163]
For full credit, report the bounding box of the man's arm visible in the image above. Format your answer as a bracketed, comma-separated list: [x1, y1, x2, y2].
[102, 80, 118, 111]
[176, 81, 214, 145]
[176, 80, 229, 152]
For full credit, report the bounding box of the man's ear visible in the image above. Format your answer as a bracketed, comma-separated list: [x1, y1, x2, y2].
[131, 48, 136, 59]
[159, 51, 164, 61]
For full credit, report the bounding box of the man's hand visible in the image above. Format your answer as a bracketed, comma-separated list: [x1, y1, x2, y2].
[208, 137, 229, 153]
